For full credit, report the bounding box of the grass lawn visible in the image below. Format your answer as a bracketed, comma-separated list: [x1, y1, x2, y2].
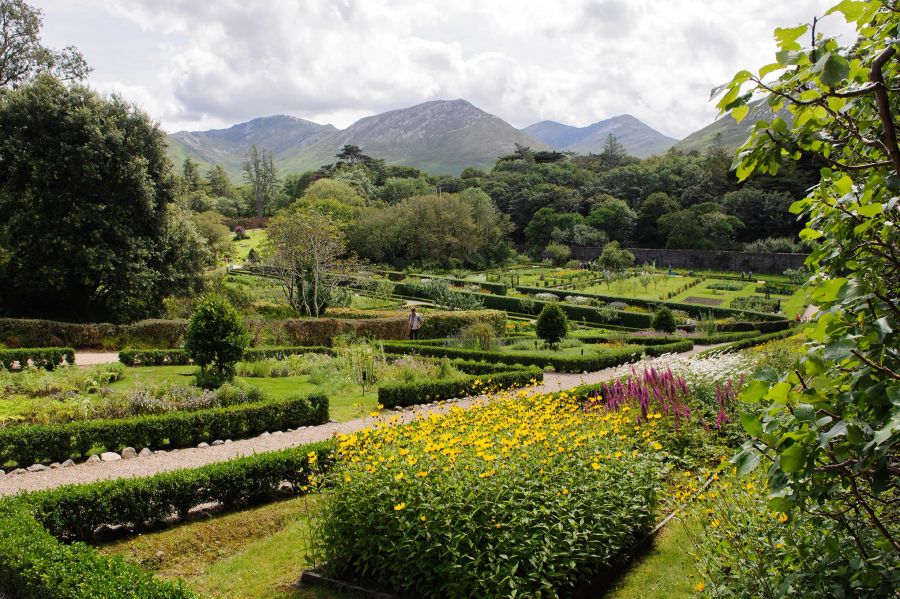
[99, 496, 349, 599]
[231, 229, 268, 263]
[580, 274, 697, 300]
[605, 519, 700, 598]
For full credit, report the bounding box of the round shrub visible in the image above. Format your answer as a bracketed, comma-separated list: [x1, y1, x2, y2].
[536, 303, 568, 348]
[184, 294, 249, 388]
[652, 306, 677, 333]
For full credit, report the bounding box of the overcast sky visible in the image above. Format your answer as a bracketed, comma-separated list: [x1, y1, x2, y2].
[32, 0, 852, 138]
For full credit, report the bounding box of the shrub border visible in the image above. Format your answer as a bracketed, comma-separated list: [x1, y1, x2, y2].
[0, 347, 75, 370]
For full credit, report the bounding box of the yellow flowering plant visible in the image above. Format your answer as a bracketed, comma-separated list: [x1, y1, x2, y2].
[311, 389, 668, 597]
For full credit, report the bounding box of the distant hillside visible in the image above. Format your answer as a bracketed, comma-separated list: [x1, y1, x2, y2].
[674, 100, 788, 153]
[522, 115, 677, 158]
[166, 100, 550, 178]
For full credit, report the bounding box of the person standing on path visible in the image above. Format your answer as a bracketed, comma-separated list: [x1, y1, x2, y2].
[407, 307, 424, 340]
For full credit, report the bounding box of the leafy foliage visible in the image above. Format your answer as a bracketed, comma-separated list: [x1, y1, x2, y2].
[0, 75, 206, 322]
[536, 302, 568, 348]
[651, 306, 677, 333]
[715, 0, 900, 587]
[184, 295, 248, 388]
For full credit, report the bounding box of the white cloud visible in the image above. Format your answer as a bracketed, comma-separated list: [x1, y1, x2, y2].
[33, 0, 853, 137]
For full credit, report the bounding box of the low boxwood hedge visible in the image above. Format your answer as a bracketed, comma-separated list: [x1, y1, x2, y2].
[514, 285, 785, 321]
[0, 501, 195, 599]
[380, 340, 692, 373]
[700, 328, 799, 356]
[26, 442, 333, 542]
[393, 283, 651, 329]
[0, 347, 75, 370]
[118, 346, 334, 366]
[378, 367, 543, 408]
[0, 441, 335, 598]
[572, 330, 760, 345]
[0, 393, 328, 468]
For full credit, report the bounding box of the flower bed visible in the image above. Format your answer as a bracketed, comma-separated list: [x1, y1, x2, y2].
[313, 391, 668, 597]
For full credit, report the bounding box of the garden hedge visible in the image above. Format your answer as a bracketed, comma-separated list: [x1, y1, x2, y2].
[118, 346, 334, 366]
[0, 501, 195, 599]
[393, 283, 651, 329]
[0, 318, 186, 350]
[0, 393, 329, 467]
[380, 340, 692, 373]
[26, 442, 334, 542]
[573, 330, 761, 345]
[0, 441, 335, 598]
[700, 328, 799, 356]
[514, 285, 784, 321]
[718, 319, 793, 333]
[378, 367, 543, 408]
[0, 347, 75, 370]
[378, 271, 508, 295]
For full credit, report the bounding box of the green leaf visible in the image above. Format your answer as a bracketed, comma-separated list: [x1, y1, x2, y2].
[794, 404, 815, 422]
[767, 382, 793, 404]
[835, 174, 854, 195]
[811, 277, 847, 303]
[732, 104, 750, 123]
[740, 413, 763, 437]
[740, 379, 770, 403]
[823, 338, 855, 361]
[732, 447, 761, 477]
[826, 0, 873, 21]
[855, 203, 882, 217]
[780, 443, 807, 473]
[815, 52, 850, 87]
[774, 25, 809, 50]
[775, 50, 808, 66]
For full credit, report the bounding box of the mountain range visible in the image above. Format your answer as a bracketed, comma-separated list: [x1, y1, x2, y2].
[166, 98, 751, 178]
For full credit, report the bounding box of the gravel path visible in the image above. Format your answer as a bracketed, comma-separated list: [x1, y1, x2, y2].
[74, 352, 120, 366]
[1, 345, 718, 496]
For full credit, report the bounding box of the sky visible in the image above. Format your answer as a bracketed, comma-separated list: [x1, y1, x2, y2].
[32, 0, 853, 138]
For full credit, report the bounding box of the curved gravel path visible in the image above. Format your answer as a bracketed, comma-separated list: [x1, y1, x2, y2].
[0, 345, 717, 496]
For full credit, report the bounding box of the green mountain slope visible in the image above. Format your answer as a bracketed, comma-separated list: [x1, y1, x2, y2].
[673, 100, 789, 153]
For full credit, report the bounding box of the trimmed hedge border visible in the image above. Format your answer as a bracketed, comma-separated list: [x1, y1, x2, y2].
[718, 319, 793, 333]
[572, 330, 761, 345]
[514, 285, 784, 321]
[0, 393, 329, 468]
[0, 318, 186, 350]
[393, 283, 652, 329]
[699, 328, 799, 356]
[0, 441, 334, 598]
[380, 340, 693, 373]
[0, 501, 195, 599]
[118, 346, 334, 366]
[28, 442, 334, 542]
[0, 347, 75, 370]
[378, 367, 544, 408]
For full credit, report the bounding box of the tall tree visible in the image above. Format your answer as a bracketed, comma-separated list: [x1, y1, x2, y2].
[181, 157, 201, 191]
[243, 144, 277, 217]
[0, 74, 205, 322]
[0, 0, 90, 88]
[265, 211, 359, 317]
[207, 165, 235, 200]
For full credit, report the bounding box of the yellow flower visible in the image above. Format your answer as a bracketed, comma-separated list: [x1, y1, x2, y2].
[395, 473, 405, 481]
[591, 462, 601, 470]
[417, 470, 429, 477]
[652, 442, 663, 451]
[777, 512, 789, 523]
[695, 581, 706, 593]
[394, 502, 406, 511]
[307, 452, 317, 464]
[344, 475, 352, 483]
[561, 488, 569, 495]
[420, 514, 427, 522]
[775, 542, 785, 549]
[711, 518, 720, 528]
